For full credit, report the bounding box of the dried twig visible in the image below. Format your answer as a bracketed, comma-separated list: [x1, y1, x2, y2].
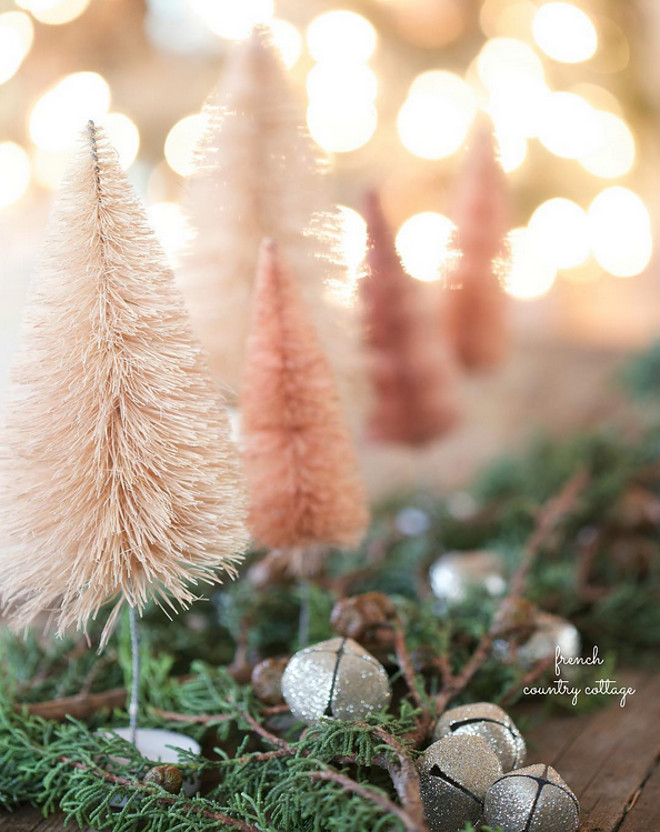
[434, 469, 588, 714]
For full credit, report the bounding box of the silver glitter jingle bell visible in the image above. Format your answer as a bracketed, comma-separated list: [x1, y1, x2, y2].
[281, 637, 391, 725]
[429, 550, 506, 606]
[433, 702, 526, 772]
[484, 763, 580, 832]
[417, 735, 502, 832]
[517, 612, 581, 668]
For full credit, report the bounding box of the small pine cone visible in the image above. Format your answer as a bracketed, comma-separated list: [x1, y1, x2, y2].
[493, 598, 537, 640]
[330, 592, 397, 641]
[609, 486, 660, 532]
[251, 657, 289, 704]
[144, 764, 183, 794]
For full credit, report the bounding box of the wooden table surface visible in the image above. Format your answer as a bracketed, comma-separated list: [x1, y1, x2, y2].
[2, 669, 659, 832]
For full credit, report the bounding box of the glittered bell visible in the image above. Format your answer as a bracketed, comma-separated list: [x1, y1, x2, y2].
[429, 550, 506, 606]
[484, 764, 579, 832]
[417, 734, 502, 832]
[281, 637, 391, 725]
[434, 701, 526, 771]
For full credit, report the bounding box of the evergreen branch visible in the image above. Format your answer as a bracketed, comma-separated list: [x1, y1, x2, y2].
[306, 769, 424, 832]
[63, 758, 261, 832]
[435, 469, 588, 713]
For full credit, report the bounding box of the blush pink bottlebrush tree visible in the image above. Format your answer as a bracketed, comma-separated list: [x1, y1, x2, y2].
[0, 122, 249, 651]
[182, 26, 357, 398]
[240, 239, 369, 580]
[443, 116, 511, 371]
[360, 190, 460, 447]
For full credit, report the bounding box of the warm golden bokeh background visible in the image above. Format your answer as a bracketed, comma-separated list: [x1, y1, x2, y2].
[0, 0, 658, 491]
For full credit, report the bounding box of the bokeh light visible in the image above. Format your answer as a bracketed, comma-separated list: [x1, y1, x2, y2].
[337, 205, 368, 271]
[307, 63, 378, 107]
[29, 72, 111, 152]
[164, 113, 205, 176]
[0, 142, 31, 209]
[0, 12, 34, 85]
[188, 0, 273, 40]
[476, 38, 545, 90]
[504, 227, 557, 299]
[492, 127, 527, 172]
[17, 0, 90, 25]
[307, 101, 377, 153]
[268, 19, 303, 69]
[528, 198, 590, 270]
[533, 2, 598, 64]
[578, 110, 635, 178]
[588, 187, 652, 277]
[395, 212, 455, 282]
[102, 113, 140, 170]
[147, 202, 190, 266]
[306, 10, 377, 64]
[398, 71, 476, 160]
[537, 92, 596, 159]
[32, 147, 68, 191]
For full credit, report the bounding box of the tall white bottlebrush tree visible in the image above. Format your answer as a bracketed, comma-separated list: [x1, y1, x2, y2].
[0, 122, 249, 651]
[181, 26, 358, 397]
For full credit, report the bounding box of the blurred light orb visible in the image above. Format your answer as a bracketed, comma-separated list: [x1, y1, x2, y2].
[0, 12, 34, 85]
[578, 111, 635, 178]
[395, 212, 456, 282]
[29, 72, 111, 152]
[307, 102, 377, 153]
[476, 38, 545, 90]
[487, 76, 551, 139]
[528, 198, 590, 270]
[307, 10, 377, 64]
[538, 92, 595, 159]
[164, 113, 205, 177]
[480, 0, 537, 40]
[102, 113, 140, 170]
[188, 0, 273, 40]
[307, 63, 377, 107]
[533, 2, 597, 63]
[0, 142, 31, 209]
[504, 227, 557, 299]
[588, 187, 652, 277]
[268, 18, 302, 69]
[147, 202, 190, 265]
[32, 147, 68, 191]
[337, 205, 368, 270]
[493, 127, 527, 172]
[398, 71, 476, 160]
[18, 0, 90, 25]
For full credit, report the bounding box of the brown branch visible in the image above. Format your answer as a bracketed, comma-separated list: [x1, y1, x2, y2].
[25, 687, 127, 720]
[306, 770, 424, 832]
[434, 469, 588, 714]
[242, 711, 290, 749]
[391, 619, 425, 711]
[499, 654, 555, 707]
[150, 708, 233, 725]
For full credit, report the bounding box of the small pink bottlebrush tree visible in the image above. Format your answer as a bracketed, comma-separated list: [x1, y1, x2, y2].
[444, 116, 511, 371]
[361, 190, 459, 447]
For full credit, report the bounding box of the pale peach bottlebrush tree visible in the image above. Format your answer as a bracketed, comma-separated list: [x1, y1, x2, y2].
[0, 123, 249, 651]
[361, 190, 459, 447]
[182, 26, 356, 397]
[444, 117, 511, 371]
[240, 239, 369, 578]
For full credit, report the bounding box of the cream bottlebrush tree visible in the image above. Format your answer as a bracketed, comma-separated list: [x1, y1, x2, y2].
[0, 122, 249, 650]
[182, 26, 356, 397]
[240, 239, 369, 578]
[444, 116, 511, 371]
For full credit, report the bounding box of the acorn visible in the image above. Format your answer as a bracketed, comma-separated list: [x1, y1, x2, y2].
[251, 657, 289, 704]
[330, 592, 396, 641]
[144, 764, 183, 794]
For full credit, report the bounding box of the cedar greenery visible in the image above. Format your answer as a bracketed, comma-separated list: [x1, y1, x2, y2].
[1, 350, 659, 831]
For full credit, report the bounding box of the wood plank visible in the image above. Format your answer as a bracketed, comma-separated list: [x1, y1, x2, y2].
[0, 805, 44, 832]
[529, 671, 660, 832]
[618, 756, 660, 832]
